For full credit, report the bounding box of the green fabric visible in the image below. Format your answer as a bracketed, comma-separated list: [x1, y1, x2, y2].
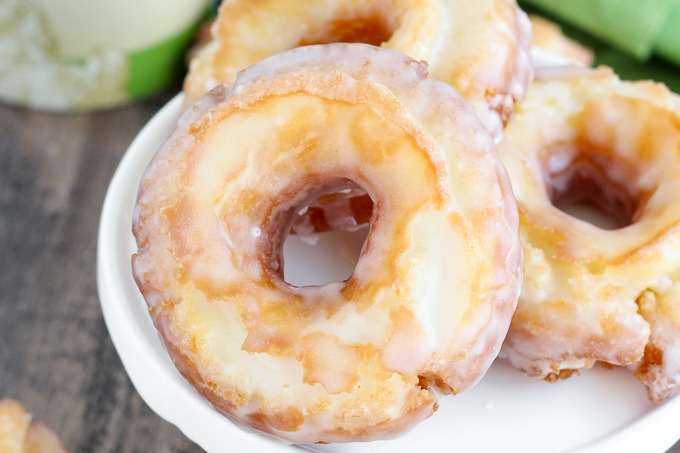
[127, 12, 207, 99]
[522, 0, 680, 61]
[520, 1, 680, 93]
[595, 50, 680, 94]
[655, 0, 680, 67]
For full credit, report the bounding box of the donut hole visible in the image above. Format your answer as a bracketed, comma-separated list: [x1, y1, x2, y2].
[544, 152, 643, 230]
[298, 14, 396, 47]
[283, 190, 374, 287]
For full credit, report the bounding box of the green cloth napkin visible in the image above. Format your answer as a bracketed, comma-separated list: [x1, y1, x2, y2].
[521, 0, 680, 65]
[520, 0, 680, 93]
[655, 1, 680, 67]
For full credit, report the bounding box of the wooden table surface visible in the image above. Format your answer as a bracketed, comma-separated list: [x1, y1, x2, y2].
[1, 89, 679, 453]
[0, 91, 200, 452]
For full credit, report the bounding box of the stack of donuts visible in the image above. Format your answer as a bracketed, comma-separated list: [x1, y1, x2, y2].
[131, 0, 680, 444]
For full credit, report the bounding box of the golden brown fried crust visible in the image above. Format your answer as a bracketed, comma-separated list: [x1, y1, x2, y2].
[134, 44, 521, 442]
[498, 69, 680, 402]
[635, 344, 664, 382]
[529, 15, 594, 65]
[182, 0, 532, 141]
[544, 369, 580, 383]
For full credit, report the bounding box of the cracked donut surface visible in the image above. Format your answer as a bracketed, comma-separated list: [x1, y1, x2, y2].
[497, 67, 680, 403]
[132, 44, 522, 442]
[183, 0, 533, 141]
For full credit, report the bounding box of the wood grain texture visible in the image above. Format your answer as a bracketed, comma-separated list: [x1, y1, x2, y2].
[0, 90, 678, 453]
[0, 92, 201, 452]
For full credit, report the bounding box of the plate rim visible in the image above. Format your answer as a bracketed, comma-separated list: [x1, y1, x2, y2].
[97, 52, 680, 453]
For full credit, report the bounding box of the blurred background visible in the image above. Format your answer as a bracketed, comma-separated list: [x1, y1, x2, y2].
[0, 0, 679, 451]
[520, 0, 680, 93]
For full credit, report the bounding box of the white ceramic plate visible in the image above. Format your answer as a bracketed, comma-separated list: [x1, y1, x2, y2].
[97, 50, 680, 453]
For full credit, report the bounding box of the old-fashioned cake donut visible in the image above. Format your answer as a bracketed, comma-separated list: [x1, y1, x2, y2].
[498, 67, 680, 403]
[183, 0, 532, 141]
[133, 44, 522, 442]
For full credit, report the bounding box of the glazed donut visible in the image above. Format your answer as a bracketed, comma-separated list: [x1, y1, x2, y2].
[497, 67, 680, 402]
[133, 44, 522, 442]
[0, 399, 67, 453]
[529, 15, 594, 66]
[182, 0, 533, 141]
